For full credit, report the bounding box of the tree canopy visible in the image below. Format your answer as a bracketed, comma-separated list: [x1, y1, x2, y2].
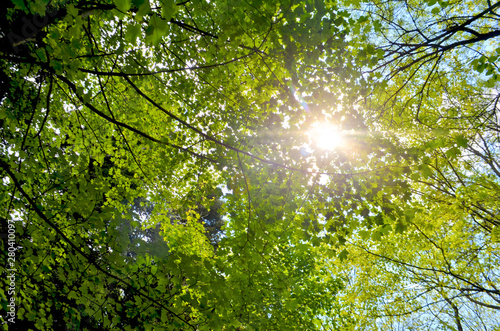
[0, 0, 499, 330]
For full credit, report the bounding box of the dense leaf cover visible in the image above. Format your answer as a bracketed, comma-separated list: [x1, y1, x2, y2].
[0, 0, 499, 330]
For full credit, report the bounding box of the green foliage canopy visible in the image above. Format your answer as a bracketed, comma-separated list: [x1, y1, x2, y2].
[0, 0, 499, 329]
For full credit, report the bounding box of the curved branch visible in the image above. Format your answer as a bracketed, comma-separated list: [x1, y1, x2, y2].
[0, 157, 196, 330]
[56, 74, 217, 164]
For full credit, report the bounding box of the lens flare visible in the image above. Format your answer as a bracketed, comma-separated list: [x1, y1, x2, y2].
[310, 124, 344, 150]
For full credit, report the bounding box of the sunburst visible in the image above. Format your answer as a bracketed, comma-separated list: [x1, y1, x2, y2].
[309, 123, 344, 150]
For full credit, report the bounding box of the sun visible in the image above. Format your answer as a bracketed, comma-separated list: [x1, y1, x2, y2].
[309, 123, 344, 150]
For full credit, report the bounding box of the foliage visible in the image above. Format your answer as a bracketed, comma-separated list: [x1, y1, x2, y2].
[0, 0, 499, 330]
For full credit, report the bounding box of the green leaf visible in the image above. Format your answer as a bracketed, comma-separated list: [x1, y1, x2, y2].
[136, 0, 151, 19]
[114, 0, 132, 12]
[455, 135, 468, 148]
[126, 24, 142, 43]
[338, 249, 348, 261]
[160, 0, 177, 21]
[492, 227, 500, 243]
[10, 0, 28, 12]
[359, 230, 370, 239]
